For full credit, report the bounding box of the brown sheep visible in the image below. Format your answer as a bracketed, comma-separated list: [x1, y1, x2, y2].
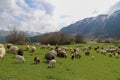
[18, 49, 24, 56]
[34, 56, 40, 64]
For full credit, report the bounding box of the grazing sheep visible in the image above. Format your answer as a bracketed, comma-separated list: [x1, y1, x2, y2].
[40, 45, 47, 49]
[94, 46, 99, 50]
[49, 50, 57, 56]
[115, 53, 119, 58]
[74, 49, 81, 58]
[100, 50, 106, 55]
[109, 53, 112, 57]
[91, 55, 94, 60]
[34, 56, 40, 64]
[48, 59, 56, 68]
[15, 55, 25, 63]
[9, 46, 19, 54]
[71, 53, 74, 60]
[18, 49, 24, 56]
[31, 46, 36, 52]
[0, 44, 4, 48]
[45, 53, 55, 62]
[26, 45, 30, 51]
[6, 43, 13, 49]
[35, 43, 40, 46]
[57, 50, 67, 58]
[0, 44, 6, 60]
[85, 50, 90, 56]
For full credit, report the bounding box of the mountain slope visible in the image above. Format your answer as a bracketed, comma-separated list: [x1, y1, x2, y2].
[60, 10, 120, 38]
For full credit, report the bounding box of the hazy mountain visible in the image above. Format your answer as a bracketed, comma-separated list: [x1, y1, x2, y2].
[60, 10, 120, 38]
[0, 30, 9, 37]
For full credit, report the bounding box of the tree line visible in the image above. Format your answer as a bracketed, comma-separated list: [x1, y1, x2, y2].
[5, 27, 84, 45]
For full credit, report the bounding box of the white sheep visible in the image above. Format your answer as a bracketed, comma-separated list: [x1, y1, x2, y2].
[26, 45, 30, 51]
[7, 43, 13, 49]
[49, 50, 57, 56]
[48, 59, 56, 68]
[31, 46, 36, 52]
[115, 53, 119, 58]
[9, 45, 19, 54]
[0, 43, 4, 48]
[91, 55, 94, 60]
[15, 55, 25, 63]
[0, 44, 6, 60]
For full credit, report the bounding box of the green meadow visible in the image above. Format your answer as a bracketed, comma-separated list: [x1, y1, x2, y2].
[0, 43, 120, 80]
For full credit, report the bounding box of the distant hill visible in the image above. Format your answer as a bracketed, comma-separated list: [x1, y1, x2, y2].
[60, 10, 120, 38]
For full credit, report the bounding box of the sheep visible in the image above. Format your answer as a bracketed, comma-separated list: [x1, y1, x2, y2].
[57, 49, 67, 58]
[94, 46, 99, 50]
[45, 53, 55, 62]
[115, 53, 119, 58]
[26, 45, 30, 51]
[48, 59, 56, 68]
[6, 43, 13, 49]
[71, 53, 74, 60]
[49, 50, 57, 56]
[0, 44, 6, 60]
[74, 49, 81, 58]
[100, 49, 106, 55]
[85, 50, 90, 56]
[34, 56, 40, 64]
[40, 45, 47, 49]
[0, 43, 4, 48]
[91, 55, 94, 60]
[109, 53, 112, 57]
[31, 46, 36, 52]
[9, 45, 19, 54]
[15, 55, 25, 63]
[35, 43, 40, 46]
[17, 49, 24, 56]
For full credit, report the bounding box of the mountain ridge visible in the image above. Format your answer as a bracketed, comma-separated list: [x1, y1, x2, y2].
[60, 10, 120, 38]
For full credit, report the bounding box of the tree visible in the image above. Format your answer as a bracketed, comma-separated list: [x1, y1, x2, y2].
[38, 32, 75, 45]
[5, 25, 29, 44]
[74, 34, 84, 43]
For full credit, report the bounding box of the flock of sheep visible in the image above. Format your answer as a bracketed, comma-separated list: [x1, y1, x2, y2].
[0, 43, 120, 68]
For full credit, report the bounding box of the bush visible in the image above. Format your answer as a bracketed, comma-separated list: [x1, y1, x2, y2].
[38, 32, 75, 45]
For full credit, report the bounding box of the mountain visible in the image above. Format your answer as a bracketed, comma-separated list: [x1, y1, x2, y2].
[109, 1, 120, 13]
[0, 30, 9, 37]
[60, 10, 120, 38]
[23, 31, 41, 37]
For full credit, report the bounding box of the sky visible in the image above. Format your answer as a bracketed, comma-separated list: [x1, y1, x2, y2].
[0, 0, 119, 33]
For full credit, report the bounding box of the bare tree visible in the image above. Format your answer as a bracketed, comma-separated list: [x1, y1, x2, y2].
[5, 24, 29, 44]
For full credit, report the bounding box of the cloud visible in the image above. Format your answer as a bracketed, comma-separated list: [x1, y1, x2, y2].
[0, 0, 119, 33]
[25, 0, 54, 15]
[109, 1, 120, 13]
[0, 0, 55, 33]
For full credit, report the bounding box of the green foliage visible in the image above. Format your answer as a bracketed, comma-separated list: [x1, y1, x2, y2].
[38, 32, 75, 45]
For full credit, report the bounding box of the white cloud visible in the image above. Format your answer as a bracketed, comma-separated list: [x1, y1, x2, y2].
[0, 0, 119, 33]
[0, 0, 56, 33]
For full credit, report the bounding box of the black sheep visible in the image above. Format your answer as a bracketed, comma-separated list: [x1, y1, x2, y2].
[45, 53, 55, 62]
[18, 49, 24, 56]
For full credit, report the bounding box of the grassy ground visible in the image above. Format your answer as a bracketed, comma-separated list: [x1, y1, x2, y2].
[0, 43, 120, 80]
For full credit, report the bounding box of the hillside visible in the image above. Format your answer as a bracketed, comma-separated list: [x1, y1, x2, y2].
[60, 10, 120, 38]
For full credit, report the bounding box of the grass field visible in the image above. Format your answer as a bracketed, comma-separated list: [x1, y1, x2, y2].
[0, 43, 120, 80]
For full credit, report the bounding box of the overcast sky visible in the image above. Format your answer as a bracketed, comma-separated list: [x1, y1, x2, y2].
[0, 0, 119, 33]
